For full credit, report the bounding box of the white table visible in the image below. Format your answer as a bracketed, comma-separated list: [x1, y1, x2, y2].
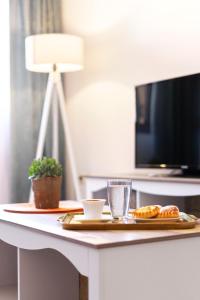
[81, 174, 200, 207]
[0, 201, 200, 300]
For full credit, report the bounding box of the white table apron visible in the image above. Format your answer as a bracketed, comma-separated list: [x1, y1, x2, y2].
[0, 218, 200, 300]
[0, 220, 88, 276]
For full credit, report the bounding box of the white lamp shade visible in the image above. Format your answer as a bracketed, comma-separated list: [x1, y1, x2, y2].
[25, 33, 84, 73]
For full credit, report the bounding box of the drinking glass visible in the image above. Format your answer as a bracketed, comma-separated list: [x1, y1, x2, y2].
[107, 179, 132, 219]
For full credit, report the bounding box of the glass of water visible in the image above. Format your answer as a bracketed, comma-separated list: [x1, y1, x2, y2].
[107, 179, 132, 220]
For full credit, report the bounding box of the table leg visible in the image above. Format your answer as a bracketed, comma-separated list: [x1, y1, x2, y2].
[136, 190, 141, 208]
[89, 238, 200, 300]
[88, 250, 101, 300]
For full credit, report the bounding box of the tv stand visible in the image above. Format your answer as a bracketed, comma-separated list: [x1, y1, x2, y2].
[172, 173, 200, 178]
[81, 174, 200, 208]
[177, 169, 200, 178]
[147, 169, 200, 179]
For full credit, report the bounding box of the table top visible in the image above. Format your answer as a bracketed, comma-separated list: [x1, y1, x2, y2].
[0, 201, 200, 249]
[80, 173, 200, 184]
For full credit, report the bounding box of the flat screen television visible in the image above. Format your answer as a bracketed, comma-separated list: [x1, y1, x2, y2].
[135, 73, 200, 177]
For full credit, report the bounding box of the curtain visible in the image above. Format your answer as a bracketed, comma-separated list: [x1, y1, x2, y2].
[10, 0, 66, 202]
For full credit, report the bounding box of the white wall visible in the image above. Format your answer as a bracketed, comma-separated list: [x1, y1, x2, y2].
[62, 0, 200, 180]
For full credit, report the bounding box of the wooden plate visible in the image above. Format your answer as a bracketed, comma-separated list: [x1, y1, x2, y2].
[3, 201, 83, 214]
[134, 217, 180, 223]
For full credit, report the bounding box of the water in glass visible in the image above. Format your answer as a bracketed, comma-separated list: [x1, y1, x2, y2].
[107, 180, 131, 219]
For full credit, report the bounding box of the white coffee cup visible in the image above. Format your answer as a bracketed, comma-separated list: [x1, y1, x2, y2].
[81, 199, 106, 219]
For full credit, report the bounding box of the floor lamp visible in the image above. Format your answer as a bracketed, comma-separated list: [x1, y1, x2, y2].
[25, 33, 84, 201]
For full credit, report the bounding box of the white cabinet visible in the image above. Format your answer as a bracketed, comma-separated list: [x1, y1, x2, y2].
[81, 174, 200, 208]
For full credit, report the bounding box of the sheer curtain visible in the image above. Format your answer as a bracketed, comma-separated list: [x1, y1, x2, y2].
[0, 1, 10, 204]
[10, 0, 66, 203]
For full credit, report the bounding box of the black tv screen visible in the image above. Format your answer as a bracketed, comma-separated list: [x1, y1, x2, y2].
[135, 73, 200, 175]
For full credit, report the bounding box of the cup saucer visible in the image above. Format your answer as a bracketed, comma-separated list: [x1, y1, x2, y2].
[73, 214, 112, 224]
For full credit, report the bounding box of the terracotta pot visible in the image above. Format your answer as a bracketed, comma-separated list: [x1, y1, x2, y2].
[32, 176, 62, 209]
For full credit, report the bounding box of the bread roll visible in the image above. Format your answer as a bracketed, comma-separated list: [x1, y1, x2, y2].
[157, 205, 179, 218]
[133, 205, 160, 219]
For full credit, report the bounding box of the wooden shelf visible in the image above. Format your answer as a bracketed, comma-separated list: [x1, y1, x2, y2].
[0, 285, 17, 300]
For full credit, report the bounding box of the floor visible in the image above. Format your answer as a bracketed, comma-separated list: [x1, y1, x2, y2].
[0, 285, 17, 300]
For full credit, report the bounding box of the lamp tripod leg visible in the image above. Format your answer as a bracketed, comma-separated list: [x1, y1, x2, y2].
[35, 74, 54, 159]
[52, 89, 59, 161]
[29, 74, 54, 202]
[55, 73, 81, 201]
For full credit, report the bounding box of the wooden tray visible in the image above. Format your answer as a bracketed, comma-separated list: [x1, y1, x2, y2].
[58, 213, 197, 230]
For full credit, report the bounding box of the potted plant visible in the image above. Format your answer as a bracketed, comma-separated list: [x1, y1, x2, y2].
[28, 157, 63, 209]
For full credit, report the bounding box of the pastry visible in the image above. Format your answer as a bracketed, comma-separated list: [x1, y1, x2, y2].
[133, 205, 160, 219]
[157, 205, 179, 218]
